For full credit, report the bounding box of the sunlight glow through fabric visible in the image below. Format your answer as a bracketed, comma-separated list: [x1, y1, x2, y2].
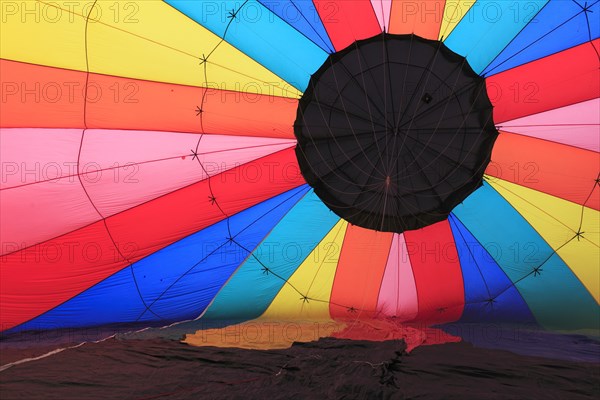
[0, 0, 599, 335]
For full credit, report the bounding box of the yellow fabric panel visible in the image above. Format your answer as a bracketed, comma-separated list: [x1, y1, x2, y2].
[261, 220, 348, 320]
[439, 1, 476, 40]
[1, 0, 87, 70]
[490, 178, 600, 303]
[1, 0, 299, 97]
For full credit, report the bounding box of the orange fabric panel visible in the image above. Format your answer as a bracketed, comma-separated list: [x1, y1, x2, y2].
[329, 225, 393, 318]
[183, 319, 460, 352]
[0, 59, 296, 138]
[389, 0, 446, 39]
[184, 320, 341, 350]
[1, 59, 86, 128]
[486, 131, 599, 210]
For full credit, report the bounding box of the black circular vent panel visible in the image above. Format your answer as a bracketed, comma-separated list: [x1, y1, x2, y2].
[294, 33, 498, 233]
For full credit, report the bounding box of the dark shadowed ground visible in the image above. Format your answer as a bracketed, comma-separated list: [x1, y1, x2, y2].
[1, 334, 599, 400]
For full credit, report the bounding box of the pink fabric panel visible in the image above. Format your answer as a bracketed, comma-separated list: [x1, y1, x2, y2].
[500, 99, 599, 152]
[377, 234, 418, 320]
[1, 128, 82, 188]
[371, 0, 392, 30]
[1, 178, 100, 255]
[79, 130, 295, 216]
[1, 128, 295, 252]
[1, 128, 99, 254]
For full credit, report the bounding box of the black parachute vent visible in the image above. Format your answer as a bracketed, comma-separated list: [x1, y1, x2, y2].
[294, 33, 498, 233]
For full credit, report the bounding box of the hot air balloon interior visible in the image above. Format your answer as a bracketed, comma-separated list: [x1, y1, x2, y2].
[1, 0, 599, 398]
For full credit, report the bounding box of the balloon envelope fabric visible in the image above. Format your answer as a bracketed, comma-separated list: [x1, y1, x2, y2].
[0, 0, 599, 335]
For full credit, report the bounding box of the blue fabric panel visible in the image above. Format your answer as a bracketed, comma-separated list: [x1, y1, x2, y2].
[444, 0, 549, 74]
[12, 186, 310, 332]
[484, 0, 600, 75]
[258, 0, 335, 52]
[449, 214, 536, 324]
[203, 190, 340, 320]
[452, 183, 599, 330]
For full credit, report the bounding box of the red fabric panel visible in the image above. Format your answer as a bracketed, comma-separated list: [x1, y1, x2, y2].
[487, 39, 600, 123]
[403, 220, 464, 323]
[105, 149, 305, 261]
[313, 0, 382, 51]
[1, 149, 304, 330]
[329, 225, 393, 318]
[486, 131, 599, 210]
[1, 221, 128, 331]
[331, 319, 460, 352]
[0, 59, 296, 138]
